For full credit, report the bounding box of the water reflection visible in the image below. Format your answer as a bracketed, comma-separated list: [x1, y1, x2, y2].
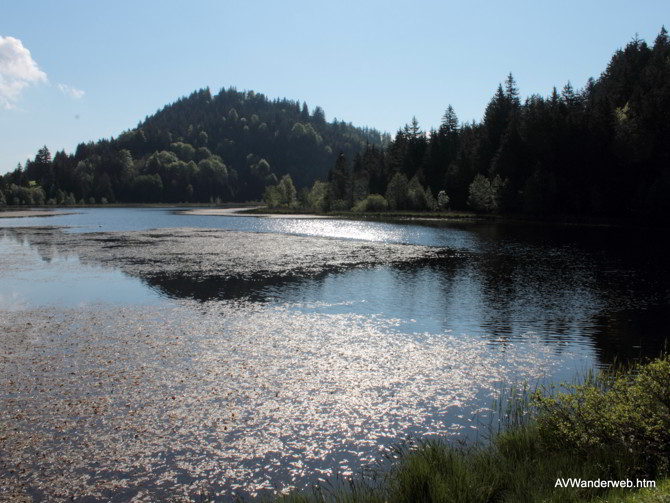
[2, 211, 670, 500]
[0, 234, 164, 309]
[588, 306, 670, 362]
[3, 217, 669, 365]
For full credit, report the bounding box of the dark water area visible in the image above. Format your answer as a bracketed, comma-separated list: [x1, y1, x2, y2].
[1, 208, 669, 501]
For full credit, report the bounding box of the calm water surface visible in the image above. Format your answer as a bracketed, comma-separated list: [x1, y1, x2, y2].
[1, 207, 668, 500]
[2, 208, 667, 363]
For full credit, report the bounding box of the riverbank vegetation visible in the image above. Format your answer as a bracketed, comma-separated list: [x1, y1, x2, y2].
[270, 354, 670, 503]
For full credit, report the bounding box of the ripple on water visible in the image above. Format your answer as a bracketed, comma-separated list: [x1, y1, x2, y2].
[0, 299, 587, 501]
[1, 222, 619, 500]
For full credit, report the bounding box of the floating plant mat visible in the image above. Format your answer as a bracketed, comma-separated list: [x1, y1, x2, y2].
[0, 226, 583, 501]
[1, 226, 450, 286]
[0, 302, 574, 501]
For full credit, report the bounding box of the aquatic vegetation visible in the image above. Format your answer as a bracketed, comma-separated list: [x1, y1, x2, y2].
[534, 354, 670, 478]
[1, 226, 448, 283]
[0, 296, 572, 500]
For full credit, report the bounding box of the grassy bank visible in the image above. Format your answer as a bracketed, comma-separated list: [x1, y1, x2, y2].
[239, 205, 646, 228]
[240, 206, 482, 220]
[271, 355, 670, 503]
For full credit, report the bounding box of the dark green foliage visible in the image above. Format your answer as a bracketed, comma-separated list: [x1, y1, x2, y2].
[352, 194, 388, 212]
[535, 354, 670, 478]
[323, 28, 670, 220]
[6, 28, 670, 219]
[328, 153, 351, 205]
[467, 174, 504, 213]
[407, 175, 430, 210]
[264, 174, 298, 208]
[306, 180, 329, 212]
[5, 183, 46, 205]
[131, 174, 163, 202]
[385, 172, 409, 210]
[3, 88, 386, 205]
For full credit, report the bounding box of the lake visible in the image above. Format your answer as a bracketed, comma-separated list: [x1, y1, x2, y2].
[1, 208, 668, 501]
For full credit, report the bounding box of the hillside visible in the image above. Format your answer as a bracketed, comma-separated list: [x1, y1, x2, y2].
[0, 87, 388, 205]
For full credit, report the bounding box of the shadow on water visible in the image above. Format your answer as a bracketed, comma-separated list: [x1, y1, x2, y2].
[140, 250, 670, 366]
[144, 271, 331, 303]
[588, 306, 670, 363]
[3, 218, 670, 366]
[142, 255, 462, 305]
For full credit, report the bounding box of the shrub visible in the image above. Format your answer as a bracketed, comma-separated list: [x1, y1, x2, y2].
[353, 194, 388, 212]
[264, 174, 298, 208]
[467, 174, 503, 212]
[307, 181, 329, 212]
[263, 185, 281, 207]
[329, 198, 350, 212]
[534, 355, 670, 477]
[407, 176, 427, 210]
[437, 190, 450, 210]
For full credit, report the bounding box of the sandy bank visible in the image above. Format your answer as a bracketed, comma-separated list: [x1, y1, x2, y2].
[0, 209, 75, 219]
[177, 207, 332, 219]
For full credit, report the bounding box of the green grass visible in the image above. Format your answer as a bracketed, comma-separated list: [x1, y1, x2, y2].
[272, 433, 669, 502]
[592, 479, 670, 502]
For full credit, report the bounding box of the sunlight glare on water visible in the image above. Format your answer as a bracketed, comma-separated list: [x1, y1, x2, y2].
[269, 217, 413, 243]
[0, 300, 588, 500]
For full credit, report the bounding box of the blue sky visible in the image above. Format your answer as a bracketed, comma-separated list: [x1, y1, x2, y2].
[1, 0, 668, 174]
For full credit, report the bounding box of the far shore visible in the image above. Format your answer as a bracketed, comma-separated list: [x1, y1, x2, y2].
[176, 207, 333, 219]
[0, 204, 643, 228]
[0, 209, 76, 219]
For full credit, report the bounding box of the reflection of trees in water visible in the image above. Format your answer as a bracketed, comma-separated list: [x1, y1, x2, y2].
[444, 223, 670, 363]
[4, 223, 668, 365]
[144, 255, 458, 304]
[588, 308, 670, 364]
[3, 227, 103, 266]
[143, 271, 328, 303]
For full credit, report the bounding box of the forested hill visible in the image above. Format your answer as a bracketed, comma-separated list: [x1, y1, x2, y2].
[0, 87, 389, 204]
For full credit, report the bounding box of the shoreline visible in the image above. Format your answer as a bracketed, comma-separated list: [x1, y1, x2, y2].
[0, 204, 650, 228]
[0, 209, 76, 219]
[176, 207, 333, 219]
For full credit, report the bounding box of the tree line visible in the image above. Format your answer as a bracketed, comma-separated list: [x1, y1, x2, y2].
[266, 28, 670, 221]
[3, 28, 669, 222]
[0, 87, 388, 206]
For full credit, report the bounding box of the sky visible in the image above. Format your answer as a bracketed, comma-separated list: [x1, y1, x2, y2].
[1, 0, 668, 174]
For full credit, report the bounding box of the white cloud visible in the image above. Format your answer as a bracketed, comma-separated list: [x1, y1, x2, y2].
[0, 36, 48, 109]
[57, 83, 85, 99]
